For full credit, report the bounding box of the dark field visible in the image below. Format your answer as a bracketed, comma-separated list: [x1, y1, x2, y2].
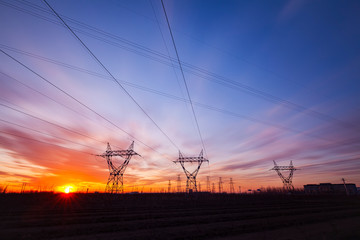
[1, 193, 360, 240]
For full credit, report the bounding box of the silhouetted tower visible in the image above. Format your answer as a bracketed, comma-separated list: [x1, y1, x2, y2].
[342, 178, 349, 196]
[96, 142, 140, 193]
[212, 183, 215, 193]
[229, 178, 235, 194]
[218, 177, 223, 193]
[168, 180, 171, 193]
[271, 160, 298, 191]
[238, 186, 241, 194]
[177, 174, 181, 193]
[206, 176, 210, 192]
[174, 150, 209, 193]
[21, 183, 27, 194]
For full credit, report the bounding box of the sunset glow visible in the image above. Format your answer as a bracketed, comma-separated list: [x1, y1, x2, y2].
[64, 186, 73, 194]
[0, 0, 359, 193]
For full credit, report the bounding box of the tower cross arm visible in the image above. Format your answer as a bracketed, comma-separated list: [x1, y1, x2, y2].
[173, 158, 209, 163]
[271, 166, 298, 171]
[111, 149, 141, 157]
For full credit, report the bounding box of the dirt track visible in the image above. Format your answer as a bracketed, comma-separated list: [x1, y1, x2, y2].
[1, 193, 359, 239]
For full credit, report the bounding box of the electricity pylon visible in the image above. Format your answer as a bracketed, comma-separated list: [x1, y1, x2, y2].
[218, 177, 223, 193]
[96, 141, 140, 193]
[168, 180, 171, 193]
[271, 160, 298, 191]
[229, 178, 235, 194]
[174, 150, 209, 193]
[342, 178, 349, 196]
[206, 176, 210, 192]
[177, 174, 181, 193]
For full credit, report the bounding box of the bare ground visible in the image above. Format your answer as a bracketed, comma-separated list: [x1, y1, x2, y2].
[1, 193, 359, 239]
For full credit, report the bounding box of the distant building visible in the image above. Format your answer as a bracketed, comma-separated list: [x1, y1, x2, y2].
[304, 183, 357, 195]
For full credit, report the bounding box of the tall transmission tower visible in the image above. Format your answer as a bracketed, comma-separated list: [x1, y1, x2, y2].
[271, 160, 298, 191]
[229, 178, 235, 194]
[21, 183, 27, 194]
[96, 142, 140, 193]
[174, 150, 209, 193]
[342, 178, 349, 196]
[206, 176, 210, 192]
[218, 177, 223, 193]
[212, 183, 215, 193]
[168, 180, 171, 193]
[177, 174, 181, 193]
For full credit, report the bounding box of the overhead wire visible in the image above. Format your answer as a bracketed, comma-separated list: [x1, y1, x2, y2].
[0, 118, 104, 152]
[0, 45, 338, 144]
[1, 0, 358, 189]
[3, 1, 356, 146]
[160, 0, 208, 157]
[148, 0, 188, 109]
[0, 49, 173, 161]
[0, 99, 108, 146]
[0, 130, 93, 155]
[1, 71, 98, 127]
[148, 0, 201, 155]
[1, 0, 354, 130]
[0, 71, 130, 151]
[42, 0, 180, 151]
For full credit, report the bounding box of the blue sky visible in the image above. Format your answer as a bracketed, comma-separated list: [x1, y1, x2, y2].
[0, 0, 359, 192]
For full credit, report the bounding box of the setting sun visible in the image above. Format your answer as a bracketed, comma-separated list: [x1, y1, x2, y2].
[64, 186, 73, 194]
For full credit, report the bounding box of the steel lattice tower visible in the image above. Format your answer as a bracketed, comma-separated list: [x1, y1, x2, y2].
[174, 150, 209, 193]
[218, 177, 223, 193]
[206, 176, 210, 192]
[168, 180, 171, 193]
[229, 178, 235, 194]
[177, 174, 181, 193]
[271, 160, 298, 191]
[96, 141, 140, 193]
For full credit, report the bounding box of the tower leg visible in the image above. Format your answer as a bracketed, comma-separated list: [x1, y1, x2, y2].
[105, 172, 124, 193]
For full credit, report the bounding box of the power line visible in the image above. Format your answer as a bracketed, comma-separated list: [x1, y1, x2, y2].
[0, 71, 128, 150]
[0, 71, 98, 127]
[0, 118, 104, 152]
[43, 0, 180, 151]
[161, 0, 207, 157]
[0, 45, 336, 143]
[2, 0, 354, 129]
[0, 130, 93, 155]
[0, 99, 107, 146]
[148, 0, 200, 148]
[148, 0, 188, 107]
[0, 49, 172, 160]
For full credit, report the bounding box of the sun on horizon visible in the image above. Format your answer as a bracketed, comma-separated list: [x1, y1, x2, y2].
[64, 186, 73, 194]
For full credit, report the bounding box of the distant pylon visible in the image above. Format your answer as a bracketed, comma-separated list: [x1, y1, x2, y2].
[177, 174, 181, 193]
[168, 180, 171, 193]
[206, 176, 210, 192]
[271, 160, 298, 191]
[342, 178, 349, 196]
[21, 183, 27, 194]
[238, 186, 241, 194]
[229, 178, 235, 194]
[174, 150, 209, 193]
[199, 182, 201, 192]
[96, 142, 140, 193]
[218, 177, 223, 193]
[212, 183, 215, 193]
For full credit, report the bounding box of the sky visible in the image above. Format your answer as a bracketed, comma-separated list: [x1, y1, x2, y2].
[0, 0, 359, 193]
